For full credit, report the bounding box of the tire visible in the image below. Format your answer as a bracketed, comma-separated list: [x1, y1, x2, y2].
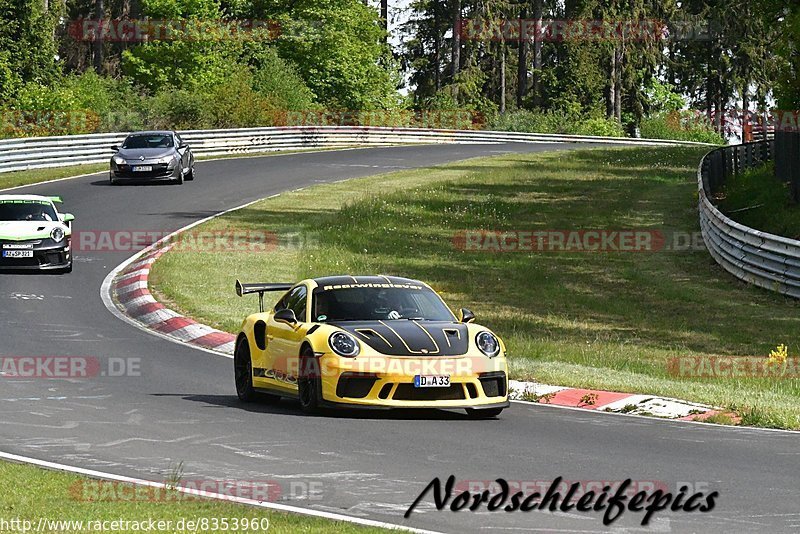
[185, 165, 195, 181]
[465, 407, 504, 419]
[173, 165, 184, 185]
[234, 337, 258, 402]
[298, 346, 322, 414]
[109, 174, 116, 185]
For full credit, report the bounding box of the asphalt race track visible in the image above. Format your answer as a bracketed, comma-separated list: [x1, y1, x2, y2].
[1, 143, 799, 533]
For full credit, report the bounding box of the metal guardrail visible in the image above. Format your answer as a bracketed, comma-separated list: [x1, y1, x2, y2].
[698, 140, 800, 298]
[0, 125, 712, 174]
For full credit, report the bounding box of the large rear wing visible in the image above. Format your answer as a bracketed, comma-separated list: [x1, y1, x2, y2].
[235, 280, 293, 312]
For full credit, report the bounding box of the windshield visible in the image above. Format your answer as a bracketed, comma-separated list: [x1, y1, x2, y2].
[122, 134, 173, 149]
[0, 200, 57, 222]
[311, 286, 455, 322]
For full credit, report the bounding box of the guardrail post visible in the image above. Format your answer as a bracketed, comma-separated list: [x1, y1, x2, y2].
[792, 133, 799, 203]
[775, 132, 799, 203]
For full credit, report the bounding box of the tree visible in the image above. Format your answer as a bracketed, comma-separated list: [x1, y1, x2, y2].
[0, 0, 60, 101]
[121, 0, 238, 92]
[244, 0, 399, 110]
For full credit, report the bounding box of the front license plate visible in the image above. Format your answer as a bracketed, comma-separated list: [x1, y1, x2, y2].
[414, 375, 450, 388]
[132, 165, 152, 172]
[3, 250, 33, 258]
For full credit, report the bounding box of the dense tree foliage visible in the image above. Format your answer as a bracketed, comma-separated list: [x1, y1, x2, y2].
[402, 0, 796, 140]
[0, 0, 796, 139]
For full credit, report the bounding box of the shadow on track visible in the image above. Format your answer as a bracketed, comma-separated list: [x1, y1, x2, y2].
[0, 269, 70, 276]
[90, 180, 176, 187]
[152, 393, 502, 421]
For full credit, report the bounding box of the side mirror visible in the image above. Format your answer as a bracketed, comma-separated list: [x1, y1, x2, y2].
[179, 142, 189, 149]
[274, 309, 297, 324]
[459, 308, 475, 323]
[61, 213, 74, 223]
[111, 145, 119, 151]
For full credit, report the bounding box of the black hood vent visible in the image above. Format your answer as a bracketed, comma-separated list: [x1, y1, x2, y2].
[332, 321, 469, 357]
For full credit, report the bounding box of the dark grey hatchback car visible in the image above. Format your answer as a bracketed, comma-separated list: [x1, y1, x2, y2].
[110, 131, 195, 185]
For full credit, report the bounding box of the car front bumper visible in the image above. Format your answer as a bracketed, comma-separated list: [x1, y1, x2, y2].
[317, 353, 509, 409]
[111, 162, 180, 182]
[0, 238, 72, 270]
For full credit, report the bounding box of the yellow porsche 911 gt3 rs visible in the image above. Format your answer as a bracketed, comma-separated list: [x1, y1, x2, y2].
[233, 275, 509, 418]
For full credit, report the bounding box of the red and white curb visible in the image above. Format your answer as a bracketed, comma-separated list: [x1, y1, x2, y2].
[509, 380, 736, 422]
[111, 245, 237, 355]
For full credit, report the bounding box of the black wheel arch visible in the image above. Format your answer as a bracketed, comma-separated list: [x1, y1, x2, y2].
[299, 341, 315, 356]
[236, 332, 249, 350]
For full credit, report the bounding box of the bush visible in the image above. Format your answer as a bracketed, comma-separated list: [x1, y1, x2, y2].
[640, 111, 724, 144]
[5, 81, 94, 136]
[62, 72, 147, 132]
[489, 109, 625, 137]
[202, 69, 279, 128]
[1, 73, 153, 136]
[146, 89, 211, 131]
[575, 117, 625, 137]
[250, 49, 317, 112]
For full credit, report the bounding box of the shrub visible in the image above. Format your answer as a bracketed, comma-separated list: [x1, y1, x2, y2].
[62, 72, 147, 132]
[202, 69, 278, 128]
[640, 111, 724, 144]
[489, 109, 625, 137]
[250, 49, 317, 112]
[5, 81, 93, 136]
[576, 116, 625, 137]
[146, 89, 211, 131]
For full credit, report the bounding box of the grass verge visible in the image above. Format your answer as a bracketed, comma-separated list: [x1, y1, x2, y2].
[0, 164, 107, 191]
[717, 162, 800, 240]
[0, 460, 388, 533]
[149, 146, 800, 429]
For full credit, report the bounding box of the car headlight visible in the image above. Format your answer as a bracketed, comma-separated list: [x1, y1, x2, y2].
[158, 156, 176, 165]
[329, 331, 360, 357]
[476, 331, 500, 358]
[112, 156, 126, 165]
[51, 227, 65, 243]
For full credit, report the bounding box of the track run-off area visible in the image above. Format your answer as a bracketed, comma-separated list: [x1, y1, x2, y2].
[1, 143, 798, 533]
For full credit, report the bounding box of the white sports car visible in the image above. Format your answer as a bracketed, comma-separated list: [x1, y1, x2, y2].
[0, 195, 74, 272]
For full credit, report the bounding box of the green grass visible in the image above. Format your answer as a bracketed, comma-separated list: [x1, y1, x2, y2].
[149, 146, 800, 429]
[717, 162, 800, 239]
[0, 164, 107, 191]
[0, 461, 388, 533]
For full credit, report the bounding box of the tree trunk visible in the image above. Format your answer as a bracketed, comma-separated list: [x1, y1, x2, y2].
[667, 46, 675, 86]
[93, 0, 104, 74]
[500, 41, 506, 114]
[741, 82, 750, 142]
[380, 0, 388, 42]
[714, 76, 723, 135]
[517, 6, 527, 108]
[531, 0, 542, 108]
[434, 8, 441, 92]
[606, 51, 615, 118]
[451, 0, 461, 78]
[613, 46, 622, 121]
